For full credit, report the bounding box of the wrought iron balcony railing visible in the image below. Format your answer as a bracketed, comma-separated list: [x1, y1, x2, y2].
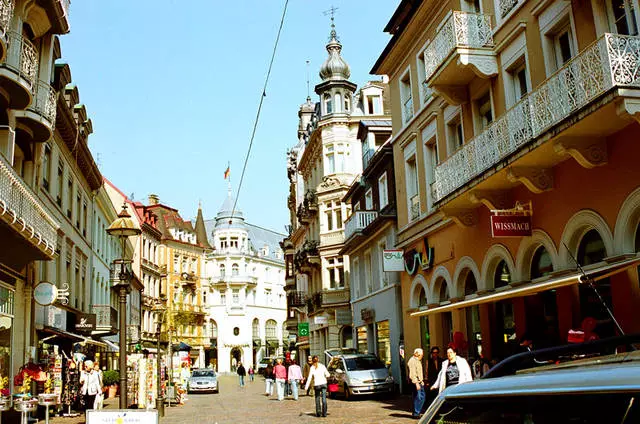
[0, 140, 58, 256]
[5, 31, 38, 89]
[29, 80, 57, 126]
[344, 211, 378, 240]
[499, 0, 519, 19]
[423, 11, 494, 82]
[432, 33, 640, 202]
[287, 290, 307, 307]
[308, 288, 350, 314]
[0, 0, 13, 39]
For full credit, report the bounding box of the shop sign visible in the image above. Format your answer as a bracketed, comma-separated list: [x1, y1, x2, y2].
[87, 410, 158, 424]
[34, 282, 57, 306]
[383, 250, 405, 272]
[404, 238, 435, 276]
[361, 308, 375, 322]
[298, 322, 309, 337]
[314, 316, 328, 325]
[335, 308, 351, 325]
[74, 314, 96, 333]
[491, 215, 532, 237]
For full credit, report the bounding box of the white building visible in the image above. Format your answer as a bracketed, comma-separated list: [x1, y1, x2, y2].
[203, 188, 286, 373]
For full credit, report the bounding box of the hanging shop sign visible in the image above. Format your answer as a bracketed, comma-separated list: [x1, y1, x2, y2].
[314, 316, 328, 325]
[34, 281, 57, 306]
[404, 238, 435, 275]
[298, 322, 309, 337]
[361, 308, 375, 323]
[491, 202, 532, 238]
[74, 314, 96, 333]
[383, 250, 405, 272]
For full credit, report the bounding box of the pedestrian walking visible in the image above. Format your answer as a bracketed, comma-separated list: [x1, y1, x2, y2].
[237, 362, 246, 387]
[264, 363, 274, 396]
[92, 362, 104, 410]
[424, 346, 442, 410]
[302, 355, 313, 396]
[431, 344, 473, 394]
[274, 358, 287, 401]
[407, 348, 426, 419]
[304, 355, 330, 417]
[248, 366, 255, 382]
[287, 360, 303, 400]
[79, 360, 101, 413]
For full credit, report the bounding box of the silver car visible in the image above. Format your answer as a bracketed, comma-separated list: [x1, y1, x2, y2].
[327, 353, 394, 400]
[188, 369, 218, 394]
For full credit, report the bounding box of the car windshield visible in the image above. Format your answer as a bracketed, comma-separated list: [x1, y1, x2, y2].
[344, 356, 386, 371]
[191, 370, 215, 378]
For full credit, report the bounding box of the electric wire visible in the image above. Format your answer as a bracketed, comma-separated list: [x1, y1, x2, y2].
[230, 0, 290, 222]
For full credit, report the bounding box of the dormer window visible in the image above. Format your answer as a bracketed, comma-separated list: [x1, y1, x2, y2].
[324, 94, 333, 114]
[344, 95, 351, 113]
[366, 95, 382, 115]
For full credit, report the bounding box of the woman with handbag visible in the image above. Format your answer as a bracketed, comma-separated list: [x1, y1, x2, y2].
[79, 360, 102, 412]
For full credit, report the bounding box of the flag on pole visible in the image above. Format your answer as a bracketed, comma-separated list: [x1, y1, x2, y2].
[224, 166, 230, 180]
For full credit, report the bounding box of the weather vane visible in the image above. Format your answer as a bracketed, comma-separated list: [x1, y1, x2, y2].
[323, 5, 339, 41]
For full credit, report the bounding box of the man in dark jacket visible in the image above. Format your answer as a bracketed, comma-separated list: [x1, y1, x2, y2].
[237, 362, 246, 387]
[425, 346, 442, 408]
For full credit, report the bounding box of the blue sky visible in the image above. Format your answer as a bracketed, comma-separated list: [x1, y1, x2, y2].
[60, 0, 399, 232]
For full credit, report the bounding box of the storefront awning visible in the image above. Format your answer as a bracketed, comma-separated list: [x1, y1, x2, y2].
[411, 256, 640, 318]
[103, 339, 119, 352]
[41, 326, 106, 348]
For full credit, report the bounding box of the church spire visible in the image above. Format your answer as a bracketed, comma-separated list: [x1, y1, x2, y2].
[195, 204, 211, 249]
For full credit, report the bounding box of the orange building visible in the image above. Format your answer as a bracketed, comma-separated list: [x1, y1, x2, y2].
[372, 0, 640, 362]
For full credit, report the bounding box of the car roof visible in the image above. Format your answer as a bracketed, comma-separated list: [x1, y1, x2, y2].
[332, 353, 378, 360]
[442, 351, 640, 399]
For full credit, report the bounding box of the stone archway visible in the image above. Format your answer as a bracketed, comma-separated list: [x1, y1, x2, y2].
[230, 346, 242, 372]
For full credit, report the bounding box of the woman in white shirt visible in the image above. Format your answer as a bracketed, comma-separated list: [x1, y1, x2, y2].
[304, 356, 330, 417]
[79, 360, 102, 411]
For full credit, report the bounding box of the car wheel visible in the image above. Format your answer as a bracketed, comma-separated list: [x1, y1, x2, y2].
[344, 384, 352, 401]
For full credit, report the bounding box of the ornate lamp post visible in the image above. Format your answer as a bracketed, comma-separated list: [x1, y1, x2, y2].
[106, 204, 141, 409]
[153, 303, 167, 417]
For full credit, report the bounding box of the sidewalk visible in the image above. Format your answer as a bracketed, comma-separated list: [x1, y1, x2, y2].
[47, 396, 119, 424]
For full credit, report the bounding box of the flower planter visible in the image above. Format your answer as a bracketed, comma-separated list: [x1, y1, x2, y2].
[38, 393, 59, 406]
[0, 396, 11, 411]
[108, 384, 118, 399]
[13, 397, 38, 412]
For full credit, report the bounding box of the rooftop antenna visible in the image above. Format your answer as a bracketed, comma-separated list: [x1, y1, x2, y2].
[562, 242, 627, 338]
[323, 5, 339, 41]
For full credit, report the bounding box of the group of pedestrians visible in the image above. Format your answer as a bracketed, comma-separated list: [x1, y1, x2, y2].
[258, 355, 330, 418]
[407, 344, 473, 419]
[236, 362, 255, 387]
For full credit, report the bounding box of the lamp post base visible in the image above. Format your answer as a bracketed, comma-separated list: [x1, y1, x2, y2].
[156, 397, 165, 417]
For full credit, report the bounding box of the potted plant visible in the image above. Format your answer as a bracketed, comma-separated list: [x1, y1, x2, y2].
[102, 370, 120, 398]
[0, 375, 10, 411]
[38, 374, 59, 406]
[13, 374, 37, 413]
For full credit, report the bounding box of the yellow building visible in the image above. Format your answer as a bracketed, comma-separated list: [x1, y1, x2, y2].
[148, 196, 210, 367]
[373, 0, 640, 362]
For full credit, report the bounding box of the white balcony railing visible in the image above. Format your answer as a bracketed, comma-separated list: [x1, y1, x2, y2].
[402, 96, 413, 124]
[0, 139, 59, 255]
[344, 211, 378, 240]
[0, 0, 14, 38]
[432, 34, 640, 202]
[30, 81, 57, 125]
[424, 11, 494, 82]
[499, 0, 520, 19]
[320, 230, 345, 246]
[5, 32, 38, 89]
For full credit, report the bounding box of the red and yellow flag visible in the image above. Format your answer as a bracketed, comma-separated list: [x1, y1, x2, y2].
[224, 166, 230, 180]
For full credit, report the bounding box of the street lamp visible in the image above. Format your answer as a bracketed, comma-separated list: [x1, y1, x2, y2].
[153, 303, 167, 417]
[106, 203, 141, 409]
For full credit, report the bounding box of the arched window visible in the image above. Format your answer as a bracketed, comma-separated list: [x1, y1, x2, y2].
[210, 320, 217, 338]
[334, 93, 342, 112]
[577, 229, 606, 266]
[252, 318, 260, 339]
[232, 263, 239, 276]
[418, 286, 428, 307]
[439, 281, 449, 302]
[324, 94, 333, 114]
[494, 260, 511, 289]
[464, 271, 477, 296]
[531, 246, 553, 279]
[219, 264, 225, 278]
[265, 319, 277, 339]
[344, 95, 351, 112]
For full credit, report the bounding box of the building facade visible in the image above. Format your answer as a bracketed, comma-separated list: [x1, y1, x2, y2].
[203, 189, 287, 373]
[372, 0, 640, 363]
[341, 113, 406, 390]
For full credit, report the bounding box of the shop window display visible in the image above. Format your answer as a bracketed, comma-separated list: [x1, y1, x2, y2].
[376, 321, 391, 366]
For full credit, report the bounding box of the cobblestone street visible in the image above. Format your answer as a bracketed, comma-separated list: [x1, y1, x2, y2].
[43, 374, 414, 424]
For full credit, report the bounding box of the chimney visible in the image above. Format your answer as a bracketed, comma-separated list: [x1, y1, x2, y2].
[148, 194, 160, 205]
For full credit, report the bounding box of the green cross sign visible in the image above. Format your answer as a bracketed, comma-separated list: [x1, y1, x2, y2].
[298, 322, 309, 337]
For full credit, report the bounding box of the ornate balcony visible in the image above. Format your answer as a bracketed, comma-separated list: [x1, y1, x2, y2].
[15, 81, 57, 143]
[91, 305, 118, 335]
[307, 288, 350, 315]
[294, 240, 320, 272]
[0, 0, 13, 61]
[320, 230, 345, 247]
[287, 290, 307, 307]
[344, 211, 378, 241]
[0, 142, 58, 259]
[296, 189, 318, 225]
[173, 302, 205, 314]
[423, 11, 496, 104]
[432, 34, 640, 203]
[499, 0, 519, 19]
[0, 32, 38, 110]
[212, 274, 258, 286]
